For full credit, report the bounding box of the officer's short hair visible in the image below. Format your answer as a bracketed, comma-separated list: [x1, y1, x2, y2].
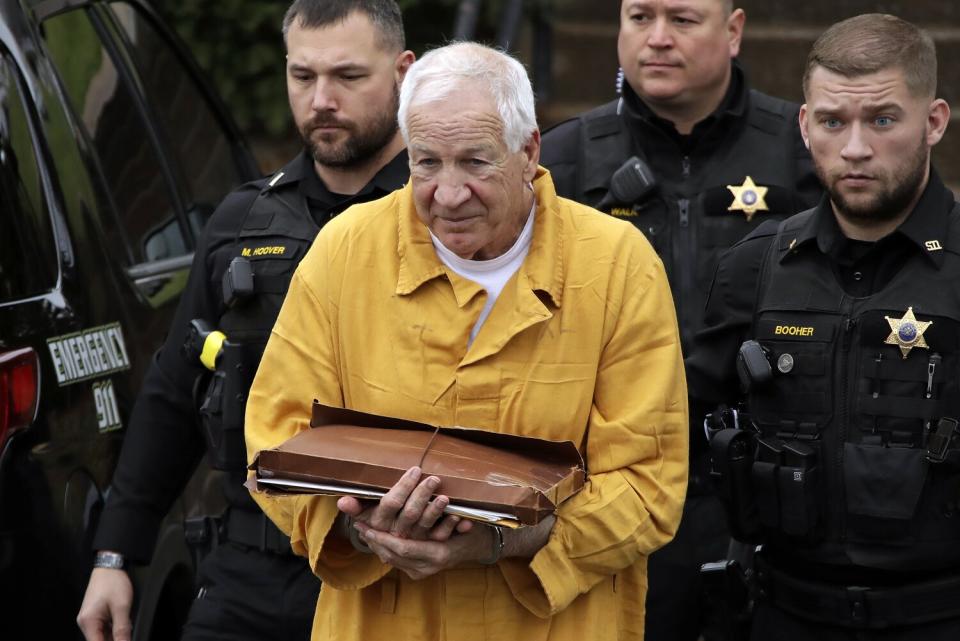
[803, 14, 937, 99]
[282, 0, 405, 52]
[397, 42, 538, 154]
[622, 0, 734, 14]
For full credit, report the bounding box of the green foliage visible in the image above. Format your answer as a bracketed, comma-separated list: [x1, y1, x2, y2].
[153, 0, 462, 139]
[43, 11, 104, 121]
[153, 1, 289, 136]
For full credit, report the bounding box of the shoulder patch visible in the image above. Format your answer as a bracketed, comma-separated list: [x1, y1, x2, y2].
[541, 116, 580, 137]
[734, 218, 781, 248]
[541, 118, 583, 165]
[584, 113, 622, 140]
[748, 90, 795, 136]
[941, 201, 960, 258]
[749, 90, 794, 119]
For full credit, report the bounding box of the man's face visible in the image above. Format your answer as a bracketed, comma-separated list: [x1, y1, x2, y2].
[618, 0, 742, 111]
[407, 82, 540, 261]
[800, 67, 948, 223]
[286, 13, 409, 168]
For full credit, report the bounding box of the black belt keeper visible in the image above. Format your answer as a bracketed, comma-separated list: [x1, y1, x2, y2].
[756, 557, 960, 629]
[224, 508, 294, 555]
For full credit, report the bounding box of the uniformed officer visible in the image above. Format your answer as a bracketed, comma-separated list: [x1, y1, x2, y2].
[76, 2, 413, 640]
[687, 14, 959, 640]
[540, 2, 821, 640]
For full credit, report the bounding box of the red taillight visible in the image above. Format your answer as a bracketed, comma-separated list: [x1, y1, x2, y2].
[0, 347, 40, 448]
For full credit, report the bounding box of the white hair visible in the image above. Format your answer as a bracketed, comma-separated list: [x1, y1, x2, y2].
[397, 42, 538, 153]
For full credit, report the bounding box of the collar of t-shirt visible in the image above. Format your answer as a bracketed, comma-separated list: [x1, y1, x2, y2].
[430, 201, 536, 346]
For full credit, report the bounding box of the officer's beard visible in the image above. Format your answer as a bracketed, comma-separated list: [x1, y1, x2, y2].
[302, 85, 400, 169]
[819, 136, 929, 224]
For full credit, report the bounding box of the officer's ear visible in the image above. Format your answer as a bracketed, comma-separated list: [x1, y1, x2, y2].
[925, 98, 950, 148]
[798, 104, 811, 150]
[726, 8, 745, 59]
[395, 50, 415, 85]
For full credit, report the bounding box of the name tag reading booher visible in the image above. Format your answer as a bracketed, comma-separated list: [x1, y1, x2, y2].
[249, 402, 586, 528]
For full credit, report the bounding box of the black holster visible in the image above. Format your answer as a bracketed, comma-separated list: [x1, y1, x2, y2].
[184, 513, 223, 569]
[701, 559, 754, 641]
[199, 340, 260, 471]
[710, 428, 762, 541]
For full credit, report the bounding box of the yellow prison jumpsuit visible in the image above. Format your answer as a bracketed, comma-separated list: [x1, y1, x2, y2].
[246, 168, 688, 640]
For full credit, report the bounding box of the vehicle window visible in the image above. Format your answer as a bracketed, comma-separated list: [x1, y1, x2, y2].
[0, 55, 58, 303]
[109, 2, 248, 237]
[42, 8, 189, 264]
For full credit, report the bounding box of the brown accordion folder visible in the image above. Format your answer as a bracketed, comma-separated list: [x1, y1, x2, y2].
[249, 402, 586, 527]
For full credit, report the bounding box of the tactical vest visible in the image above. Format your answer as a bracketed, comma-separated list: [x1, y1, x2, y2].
[199, 162, 319, 506]
[574, 92, 807, 347]
[743, 208, 960, 572]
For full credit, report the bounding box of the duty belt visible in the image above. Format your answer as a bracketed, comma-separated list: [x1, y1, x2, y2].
[756, 557, 960, 628]
[224, 508, 294, 556]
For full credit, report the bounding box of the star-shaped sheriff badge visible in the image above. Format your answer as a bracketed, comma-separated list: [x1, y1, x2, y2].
[727, 176, 769, 221]
[885, 307, 932, 359]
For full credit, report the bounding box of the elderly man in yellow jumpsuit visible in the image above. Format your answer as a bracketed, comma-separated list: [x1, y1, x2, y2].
[246, 41, 688, 641]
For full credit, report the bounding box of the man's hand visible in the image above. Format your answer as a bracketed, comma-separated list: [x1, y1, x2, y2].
[354, 520, 493, 580]
[337, 466, 471, 541]
[76, 567, 134, 641]
[355, 514, 557, 581]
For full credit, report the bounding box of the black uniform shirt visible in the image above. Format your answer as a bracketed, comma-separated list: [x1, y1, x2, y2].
[623, 61, 744, 154]
[542, 61, 822, 357]
[686, 168, 955, 412]
[93, 149, 409, 562]
[298, 150, 409, 223]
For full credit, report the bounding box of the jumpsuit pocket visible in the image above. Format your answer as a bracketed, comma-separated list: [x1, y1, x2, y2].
[843, 443, 928, 542]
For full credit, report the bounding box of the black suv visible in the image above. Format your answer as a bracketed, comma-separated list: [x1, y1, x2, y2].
[0, 0, 258, 638]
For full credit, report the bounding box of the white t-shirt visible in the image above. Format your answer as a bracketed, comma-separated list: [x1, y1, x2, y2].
[430, 203, 536, 345]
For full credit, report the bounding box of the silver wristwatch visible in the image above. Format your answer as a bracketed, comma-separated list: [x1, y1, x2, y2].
[94, 550, 125, 570]
[480, 525, 505, 565]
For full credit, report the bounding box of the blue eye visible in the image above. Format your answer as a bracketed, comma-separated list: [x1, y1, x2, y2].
[875, 116, 894, 127]
[823, 118, 842, 129]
